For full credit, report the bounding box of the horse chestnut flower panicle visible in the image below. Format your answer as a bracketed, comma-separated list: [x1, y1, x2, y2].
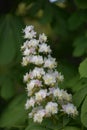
[21, 25, 78, 123]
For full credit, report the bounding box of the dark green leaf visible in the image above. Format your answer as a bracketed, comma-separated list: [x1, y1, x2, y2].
[67, 76, 87, 92]
[63, 116, 70, 126]
[40, 3, 53, 24]
[0, 15, 16, 65]
[0, 94, 27, 128]
[25, 119, 50, 130]
[1, 77, 15, 100]
[62, 126, 81, 130]
[73, 37, 87, 57]
[68, 11, 86, 30]
[25, 125, 49, 130]
[0, 14, 23, 65]
[73, 86, 87, 108]
[74, 0, 87, 9]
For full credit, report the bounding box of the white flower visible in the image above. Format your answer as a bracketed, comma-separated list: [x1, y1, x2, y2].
[35, 89, 47, 101]
[39, 43, 51, 53]
[57, 72, 64, 82]
[31, 55, 44, 65]
[62, 103, 78, 116]
[21, 25, 78, 122]
[48, 87, 55, 95]
[23, 25, 36, 39]
[23, 47, 36, 56]
[23, 48, 30, 56]
[53, 88, 72, 102]
[44, 56, 57, 69]
[27, 80, 35, 92]
[43, 72, 57, 85]
[22, 55, 35, 66]
[25, 97, 35, 109]
[29, 112, 33, 118]
[31, 67, 45, 78]
[22, 56, 29, 66]
[39, 33, 47, 43]
[45, 102, 58, 115]
[53, 71, 59, 78]
[24, 73, 29, 82]
[34, 109, 45, 123]
[27, 79, 42, 92]
[21, 40, 29, 50]
[28, 39, 39, 48]
[62, 91, 72, 102]
[23, 25, 34, 33]
[53, 88, 63, 100]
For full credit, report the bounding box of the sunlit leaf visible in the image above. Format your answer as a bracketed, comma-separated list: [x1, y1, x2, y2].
[79, 58, 87, 78]
[81, 96, 87, 127]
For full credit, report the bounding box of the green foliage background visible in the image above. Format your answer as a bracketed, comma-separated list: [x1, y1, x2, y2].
[0, 0, 87, 130]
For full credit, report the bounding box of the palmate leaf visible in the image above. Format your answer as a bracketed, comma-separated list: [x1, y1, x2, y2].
[0, 94, 27, 128]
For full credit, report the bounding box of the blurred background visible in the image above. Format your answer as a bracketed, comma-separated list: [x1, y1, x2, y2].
[0, 0, 87, 130]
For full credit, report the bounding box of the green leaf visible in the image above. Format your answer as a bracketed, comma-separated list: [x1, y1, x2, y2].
[74, 0, 87, 9]
[40, 3, 53, 24]
[0, 14, 23, 65]
[62, 126, 81, 130]
[41, 118, 56, 129]
[27, 0, 43, 17]
[73, 37, 87, 57]
[73, 86, 87, 108]
[68, 11, 86, 30]
[0, 94, 27, 128]
[25, 125, 49, 130]
[66, 76, 87, 92]
[53, 18, 68, 37]
[81, 96, 87, 127]
[10, 16, 24, 49]
[79, 58, 87, 78]
[1, 77, 15, 100]
[25, 119, 50, 130]
[42, 118, 63, 130]
[42, 116, 69, 130]
[0, 15, 16, 65]
[62, 116, 70, 126]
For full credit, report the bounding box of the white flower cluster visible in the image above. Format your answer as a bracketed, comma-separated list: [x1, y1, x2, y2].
[21, 25, 78, 123]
